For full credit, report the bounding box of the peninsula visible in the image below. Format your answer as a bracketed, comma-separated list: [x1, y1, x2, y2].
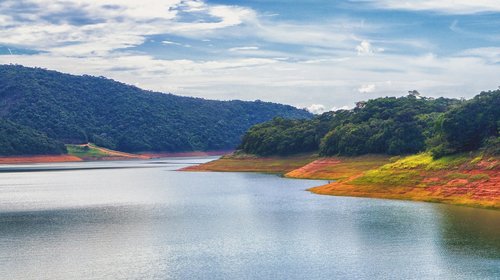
[185, 90, 500, 209]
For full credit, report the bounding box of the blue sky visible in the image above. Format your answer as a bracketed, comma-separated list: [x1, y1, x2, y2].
[0, 0, 499, 112]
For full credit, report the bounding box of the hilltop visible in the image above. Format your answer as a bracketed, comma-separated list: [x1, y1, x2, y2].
[0, 65, 311, 156]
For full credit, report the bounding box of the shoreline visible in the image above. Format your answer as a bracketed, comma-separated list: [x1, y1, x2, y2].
[3, 151, 498, 209]
[0, 155, 83, 164]
[183, 153, 500, 210]
[141, 150, 233, 158]
[0, 149, 231, 165]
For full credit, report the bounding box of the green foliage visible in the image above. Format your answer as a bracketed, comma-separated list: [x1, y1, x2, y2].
[0, 118, 66, 155]
[241, 94, 460, 156]
[432, 90, 499, 157]
[321, 96, 457, 156]
[0, 65, 311, 153]
[238, 117, 319, 156]
[469, 174, 490, 181]
[480, 136, 500, 156]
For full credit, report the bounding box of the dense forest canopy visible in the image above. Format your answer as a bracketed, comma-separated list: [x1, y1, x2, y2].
[0, 65, 311, 155]
[429, 91, 500, 157]
[239, 90, 500, 157]
[0, 118, 66, 155]
[1, 65, 497, 158]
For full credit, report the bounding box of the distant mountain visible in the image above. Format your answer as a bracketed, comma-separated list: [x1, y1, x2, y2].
[0, 65, 311, 154]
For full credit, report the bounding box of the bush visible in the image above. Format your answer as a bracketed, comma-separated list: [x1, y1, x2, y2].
[481, 136, 500, 155]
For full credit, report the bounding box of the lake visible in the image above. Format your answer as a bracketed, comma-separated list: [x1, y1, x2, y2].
[0, 157, 499, 279]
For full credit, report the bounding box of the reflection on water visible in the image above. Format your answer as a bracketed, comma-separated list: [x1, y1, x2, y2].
[437, 205, 500, 258]
[0, 158, 498, 280]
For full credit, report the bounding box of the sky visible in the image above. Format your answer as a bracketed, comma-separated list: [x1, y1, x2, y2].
[0, 0, 499, 112]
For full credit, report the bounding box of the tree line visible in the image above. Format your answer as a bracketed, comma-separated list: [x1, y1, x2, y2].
[0, 118, 66, 155]
[0, 65, 311, 155]
[239, 90, 499, 157]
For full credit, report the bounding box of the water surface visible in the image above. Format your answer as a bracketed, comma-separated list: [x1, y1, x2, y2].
[0, 158, 498, 279]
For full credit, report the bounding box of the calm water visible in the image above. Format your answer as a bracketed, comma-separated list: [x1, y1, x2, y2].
[0, 158, 499, 280]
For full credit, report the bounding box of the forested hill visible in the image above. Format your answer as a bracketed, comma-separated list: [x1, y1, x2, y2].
[0, 65, 311, 154]
[0, 119, 66, 156]
[239, 90, 499, 157]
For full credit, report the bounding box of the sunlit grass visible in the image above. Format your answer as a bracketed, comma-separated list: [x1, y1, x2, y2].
[381, 152, 469, 171]
[351, 169, 423, 187]
[67, 144, 108, 158]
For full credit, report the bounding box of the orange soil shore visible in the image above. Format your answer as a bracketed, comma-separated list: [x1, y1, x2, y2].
[0, 149, 231, 164]
[0, 155, 83, 164]
[180, 154, 317, 173]
[305, 159, 500, 209]
[285, 156, 390, 180]
[185, 154, 500, 209]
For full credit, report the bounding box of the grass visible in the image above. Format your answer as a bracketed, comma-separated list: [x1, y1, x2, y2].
[445, 173, 471, 180]
[66, 144, 108, 159]
[349, 152, 482, 188]
[381, 152, 469, 171]
[469, 174, 490, 181]
[351, 169, 423, 187]
[66, 143, 147, 160]
[426, 154, 471, 170]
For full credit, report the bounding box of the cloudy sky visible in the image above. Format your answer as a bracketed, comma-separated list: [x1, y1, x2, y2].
[0, 0, 499, 112]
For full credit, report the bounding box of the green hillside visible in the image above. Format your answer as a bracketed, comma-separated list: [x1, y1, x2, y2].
[0, 65, 311, 153]
[239, 91, 499, 157]
[0, 118, 66, 155]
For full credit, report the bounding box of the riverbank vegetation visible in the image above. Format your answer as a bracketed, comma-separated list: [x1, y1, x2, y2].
[187, 90, 499, 209]
[239, 90, 499, 158]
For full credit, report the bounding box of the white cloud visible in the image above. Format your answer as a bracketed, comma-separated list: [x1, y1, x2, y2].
[162, 40, 182, 46]
[0, 15, 10, 26]
[0, 0, 380, 58]
[2, 49, 498, 109]
[306, 104, 326, 114]
[0, 0, 499, 110]
[331, 105, 352, 111]
[358, 84, 376, 93]
[162, 40, 191, 48]
[229, 46, 259, 52]
[363, 0, 500, 14]
[0, 0, 255, 56]
[356, 40, 374, 56]
[458, 47, 500, 64]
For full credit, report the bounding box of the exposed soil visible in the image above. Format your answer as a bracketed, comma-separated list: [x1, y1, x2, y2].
[0, 155, 83, 164]
[184, 153, 499, 209]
